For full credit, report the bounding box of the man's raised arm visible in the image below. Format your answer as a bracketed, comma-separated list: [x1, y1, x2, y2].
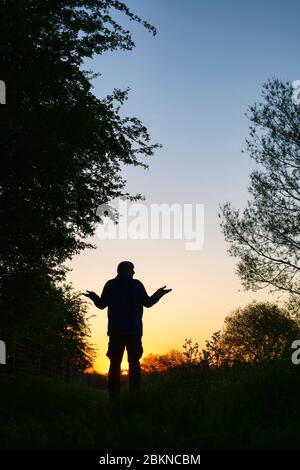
[137, 282, 172, 308]
[82, 282, 110, 309]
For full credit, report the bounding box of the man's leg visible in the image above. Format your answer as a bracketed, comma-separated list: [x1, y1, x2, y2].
[126, 335, 143, 392]
[106, 335, 125, 399]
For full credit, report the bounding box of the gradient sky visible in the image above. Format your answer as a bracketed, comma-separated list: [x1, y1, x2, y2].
[67, 0, 300, 373]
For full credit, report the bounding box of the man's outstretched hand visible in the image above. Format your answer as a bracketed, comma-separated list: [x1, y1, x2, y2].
[156, 286, 172, 298]
[82, 290, 99, 304]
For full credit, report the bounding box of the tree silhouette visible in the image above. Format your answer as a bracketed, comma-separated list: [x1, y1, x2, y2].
[201, 302, 300, 366]
[1, 268, 95, 372]
[220, 79, 300, 297]
[182, 338, 200, 365]
[0, 1, 158, 365]
[200, 331, 224, 368]
[0, 1, 158, 279]
[141, 350, 186, 373]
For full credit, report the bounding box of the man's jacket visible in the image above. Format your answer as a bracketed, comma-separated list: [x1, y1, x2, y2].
[95, 274, 161, 335]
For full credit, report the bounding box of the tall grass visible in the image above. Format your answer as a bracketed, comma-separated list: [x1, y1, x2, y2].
[1, 360, 300, 449]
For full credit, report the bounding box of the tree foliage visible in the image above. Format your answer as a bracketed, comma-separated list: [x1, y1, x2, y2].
[200, 331, 224, 367]
[0, 0, 159, 278]
[220, 79, 300, 297]
[1, 269, 95, 371]
[182, 338, 200, 365]
[141, 350, 186, 373]
[0, 1, 158, 368]
[201, 302, 300, 366]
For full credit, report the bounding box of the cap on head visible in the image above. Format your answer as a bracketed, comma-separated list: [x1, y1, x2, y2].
[117, 261, 134, 276]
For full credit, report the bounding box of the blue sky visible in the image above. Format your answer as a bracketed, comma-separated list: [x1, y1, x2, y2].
[69, 0, 300, 372]
[88, 0, 300, 203]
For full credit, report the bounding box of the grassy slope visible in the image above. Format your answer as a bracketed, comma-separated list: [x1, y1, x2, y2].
[1, 361, 300, 450]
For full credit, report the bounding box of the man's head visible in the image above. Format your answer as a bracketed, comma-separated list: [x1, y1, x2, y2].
[117, 261, 135, 278]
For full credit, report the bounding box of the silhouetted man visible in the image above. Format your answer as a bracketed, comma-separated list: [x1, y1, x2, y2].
[83, 261, 172, 398]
